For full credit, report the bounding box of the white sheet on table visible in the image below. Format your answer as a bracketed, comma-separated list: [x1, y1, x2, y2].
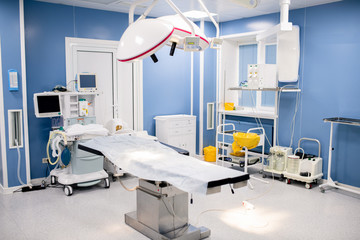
[81, 135, 246, 194]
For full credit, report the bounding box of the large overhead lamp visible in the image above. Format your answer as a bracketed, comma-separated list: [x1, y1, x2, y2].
[116, 18, 174, 63]
[117, 0, 217, 63]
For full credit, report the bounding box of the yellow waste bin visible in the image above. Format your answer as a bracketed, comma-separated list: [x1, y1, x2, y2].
[232, 132, 260, 153]
[224, 102, 234, 111]
[204, 146, 217, 162]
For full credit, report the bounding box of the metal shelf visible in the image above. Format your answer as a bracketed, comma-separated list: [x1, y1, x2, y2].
[228, 87, 301, 92]
[218, 109, 278, 120]
[324, 117, 360, 126]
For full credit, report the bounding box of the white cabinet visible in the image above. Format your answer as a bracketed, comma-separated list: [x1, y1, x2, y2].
[154, 115, 196, 156]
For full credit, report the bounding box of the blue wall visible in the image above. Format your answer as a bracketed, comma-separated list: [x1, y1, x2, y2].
[24, 0, 128, 180]
[143, 21, 217, 155]
[8, 0, 360, 188]
[0, 0, 27, 187]
[143, 46, 192, 135]
[202, 22, 217, 149]
[220, 0, 360, 187]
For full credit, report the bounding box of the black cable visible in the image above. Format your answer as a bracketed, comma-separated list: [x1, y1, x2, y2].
[229, 183, 234, 194]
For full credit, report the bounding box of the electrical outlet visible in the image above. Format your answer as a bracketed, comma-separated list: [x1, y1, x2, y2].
[42, 158, 48, 164]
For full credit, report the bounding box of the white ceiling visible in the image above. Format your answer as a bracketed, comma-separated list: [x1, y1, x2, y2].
[36, 0, 341, 22]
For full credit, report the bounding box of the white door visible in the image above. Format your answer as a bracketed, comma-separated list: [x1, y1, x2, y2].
[76, 51, 115, 125]
[77, 50, 114, 126]
[117, 61, 134, 129]
[66, 38, 138, 129]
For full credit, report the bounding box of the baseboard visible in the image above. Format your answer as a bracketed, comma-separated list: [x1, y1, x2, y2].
[194, 154, 204, 160]
[0, 183, 23, 194]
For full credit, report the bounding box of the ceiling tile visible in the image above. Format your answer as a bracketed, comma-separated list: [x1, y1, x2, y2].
[35, 0, 343, 22]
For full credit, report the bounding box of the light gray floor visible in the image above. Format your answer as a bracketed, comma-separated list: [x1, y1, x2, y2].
[1, 169, 359, 240]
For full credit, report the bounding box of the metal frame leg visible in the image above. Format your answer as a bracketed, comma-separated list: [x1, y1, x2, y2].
[244, 148, 269, 190]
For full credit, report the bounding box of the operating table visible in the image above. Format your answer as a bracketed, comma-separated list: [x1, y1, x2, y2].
[79, 135, 249, 240]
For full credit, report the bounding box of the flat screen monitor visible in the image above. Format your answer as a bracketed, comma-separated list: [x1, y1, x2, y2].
[34, 94, 62, 118]
[78, 73, 97, 92]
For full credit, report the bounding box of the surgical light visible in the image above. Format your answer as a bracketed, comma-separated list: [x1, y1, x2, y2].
[116, 0, 216, 63]
[116, 18, 174, 62]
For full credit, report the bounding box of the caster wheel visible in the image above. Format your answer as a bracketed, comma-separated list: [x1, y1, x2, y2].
[320, 188, 325, 193]
[64, 186, 73, 196]
[286, 179, 291, 184]
[112, 176, 117, 182]
[305, 183, 312, 189]
[51, 176, 57, 185]
[104, 178, 110, 188]
[240, 163, 245, 168]
[262, 174, 267, 178]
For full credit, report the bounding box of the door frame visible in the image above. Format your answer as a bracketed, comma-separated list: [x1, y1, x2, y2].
[0, 37, 9, 188]
[65, 37, 143, 130]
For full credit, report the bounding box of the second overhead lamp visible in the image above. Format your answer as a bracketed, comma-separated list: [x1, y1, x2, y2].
[117, 15, 209, 63]
[116, 0, 213, 63]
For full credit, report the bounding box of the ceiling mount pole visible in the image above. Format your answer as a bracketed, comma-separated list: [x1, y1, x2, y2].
[280, 0, 291, 24]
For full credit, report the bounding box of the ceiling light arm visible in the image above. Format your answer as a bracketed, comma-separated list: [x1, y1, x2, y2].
[137, 0, 159, 22]
[165, 0, 195, 36]
[129, 0, 158, 25]
[197, 0, 219, 38]
[129, 0, 148, 25]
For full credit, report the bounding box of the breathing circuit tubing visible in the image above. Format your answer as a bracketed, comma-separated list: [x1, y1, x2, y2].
[46, 131, 67, 165]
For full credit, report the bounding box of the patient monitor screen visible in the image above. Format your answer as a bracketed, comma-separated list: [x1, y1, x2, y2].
[79, 74, 96, 91]
[37, 95, 61, 114]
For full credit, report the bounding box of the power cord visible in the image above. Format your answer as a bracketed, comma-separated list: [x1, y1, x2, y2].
[116, 175, 138, 191]
[15, 139, 26, 186]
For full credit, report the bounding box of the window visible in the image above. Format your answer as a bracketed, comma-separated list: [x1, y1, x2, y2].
[207, 102, 215, 130]
[238, 43, 277, 114]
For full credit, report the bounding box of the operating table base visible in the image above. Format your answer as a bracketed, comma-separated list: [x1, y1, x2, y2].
[125, 212, 210, 240]
[125, 179, 210, 239]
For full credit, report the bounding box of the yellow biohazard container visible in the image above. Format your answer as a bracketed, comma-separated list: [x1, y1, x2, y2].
[232, 132, 260, 152]
[204, 146, 217, 162]
[224, 102, 234, 111]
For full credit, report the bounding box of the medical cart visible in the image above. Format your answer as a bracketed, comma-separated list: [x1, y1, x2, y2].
[284, 138, 323, 189]
[319, 117, 360, 195]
